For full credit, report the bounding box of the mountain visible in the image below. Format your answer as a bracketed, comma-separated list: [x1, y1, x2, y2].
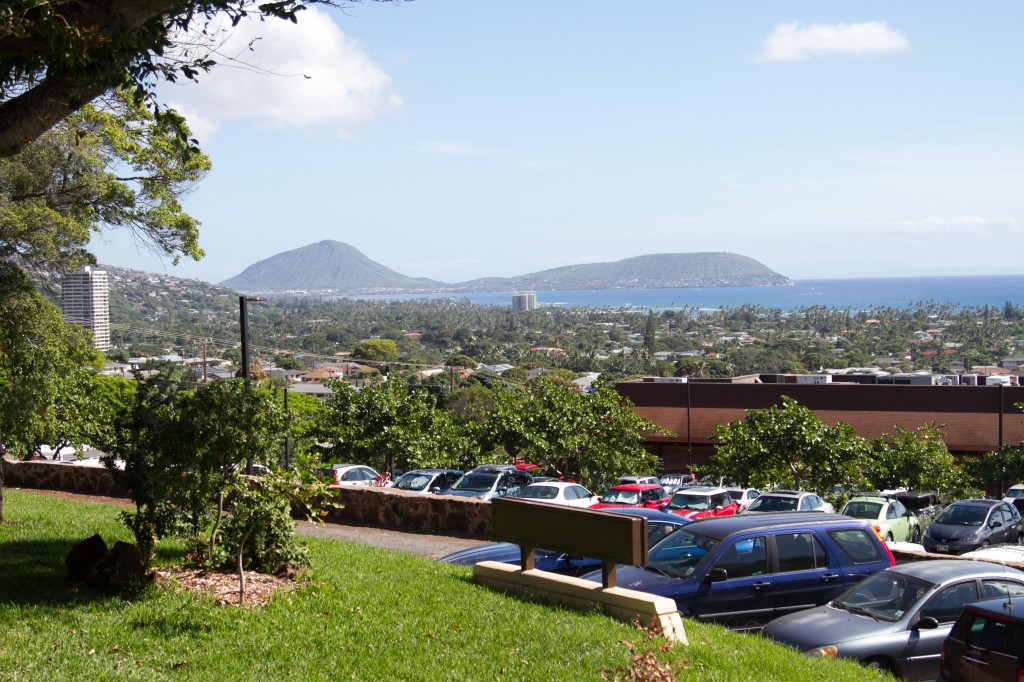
[221, 240, 445, 292]
[456, 253, 790, 291]
[221, 242, 791, 293]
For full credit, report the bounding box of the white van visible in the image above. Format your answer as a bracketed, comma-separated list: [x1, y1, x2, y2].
[1003, 483, 1024, 504]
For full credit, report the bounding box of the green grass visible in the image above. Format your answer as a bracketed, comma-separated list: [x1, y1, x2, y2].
[0, 490, 890, 681]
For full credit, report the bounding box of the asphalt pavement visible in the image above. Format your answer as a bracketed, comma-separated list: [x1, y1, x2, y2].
[295, 519, 488, 559]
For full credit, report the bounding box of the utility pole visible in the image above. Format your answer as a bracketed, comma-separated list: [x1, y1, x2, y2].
[239, 295, 266, 473]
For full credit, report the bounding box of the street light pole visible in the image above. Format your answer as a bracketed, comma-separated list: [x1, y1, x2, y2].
[239, 295, 266, 380]
[239, 295, 266, 474]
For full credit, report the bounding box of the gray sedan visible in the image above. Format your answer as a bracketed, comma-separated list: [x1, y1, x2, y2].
[761, 560, 1024, 680]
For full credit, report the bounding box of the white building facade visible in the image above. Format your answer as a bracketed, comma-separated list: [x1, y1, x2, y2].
[511, 291, 537, 312]
[62, 266, 111, 350]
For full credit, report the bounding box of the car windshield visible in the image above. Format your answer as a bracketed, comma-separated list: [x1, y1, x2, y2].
[1007, 488, 1024, 499]
[601, 490, 641, 505]
[747, 495, 798, 512]
[645, 529, 720, 578]
[843, 501, 883, 520]
[832, 570, 931, 622]
[394, 473, 433, 491]
[667, 493, 711, 511]
[935, 504, 988, 526]
[517, 485, 559, 500]
[451, 473, 498, 492]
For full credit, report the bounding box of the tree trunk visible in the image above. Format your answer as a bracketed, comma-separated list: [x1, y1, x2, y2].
[237, 525, 255, 606]
[208, 491, 225, 564]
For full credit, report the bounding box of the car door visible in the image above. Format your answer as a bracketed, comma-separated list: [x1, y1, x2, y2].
[886, 500, 907, 541]
[771, 531, 843, 617]
[988, 508, 1008, 544]
[899, 579, 980, 681]
[693, 535, 773, 629]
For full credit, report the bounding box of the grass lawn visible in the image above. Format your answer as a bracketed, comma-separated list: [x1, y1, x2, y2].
[0, 490, 891, 681]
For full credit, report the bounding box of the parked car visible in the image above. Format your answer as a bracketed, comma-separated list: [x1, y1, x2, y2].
[659, 473, 697, 495]
[581, 512, 895, 630]
[961, 543, 1024, 563]
[740, 490, 834, 514]
[662, 486, 740, 520]
[938, 596, 1024, 682]
[590, 483, 671, 510]
[895, 490, 943, 522]
[511, 481, 600, 508]
[438, 507, 689, 576]
[618, 475, 661, 486]
[445, 465, 533, 501]
[763, 559, 1024, 681]
[922, 499, 1023, 555]
[724, 487, 761, 511]
[321, 464, 382, 486]
[390, 469, 463, 495]
[1002, 483, 1024, 505]
[841, 495, 922, 543]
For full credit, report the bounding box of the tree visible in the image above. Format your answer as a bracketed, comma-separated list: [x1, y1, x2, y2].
[0, 0, 357, 158]
[445, 354, 476, 368]
[314, 377, 472, 474]
[711, 396, 870, 498]
[482, 381, 662, 490]
[351, 338, 398, 362]
[1, 88, 209, 274]
[0, 263, 101, 521]
[864, 424, 973, 499]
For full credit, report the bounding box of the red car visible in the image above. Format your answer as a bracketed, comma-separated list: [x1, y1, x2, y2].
[590, 483, 671, 510]
[662, 486, 740, 520]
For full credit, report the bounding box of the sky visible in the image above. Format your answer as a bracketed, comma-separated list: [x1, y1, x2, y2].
[88, 1, 1024, 285]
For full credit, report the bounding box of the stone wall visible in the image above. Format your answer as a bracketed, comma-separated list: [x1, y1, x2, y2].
[2, 460, 493, 539]
[2, 460, 126, 497]
[318, 486, 493, 539]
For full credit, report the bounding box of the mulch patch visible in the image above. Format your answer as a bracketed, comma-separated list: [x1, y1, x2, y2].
[155, 566, 301, 607]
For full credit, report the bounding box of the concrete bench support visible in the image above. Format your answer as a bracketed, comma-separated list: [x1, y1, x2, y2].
[473, 560, 687, 644]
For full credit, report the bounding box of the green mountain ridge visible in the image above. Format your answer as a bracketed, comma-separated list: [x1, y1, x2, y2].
[221, 241, 791, 293]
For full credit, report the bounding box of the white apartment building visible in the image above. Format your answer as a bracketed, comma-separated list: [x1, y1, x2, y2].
[62, 266, 111, 350]
[511, 291, 537, 313]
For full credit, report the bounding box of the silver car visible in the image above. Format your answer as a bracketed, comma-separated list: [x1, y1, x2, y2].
[762, 559, 1024, 680]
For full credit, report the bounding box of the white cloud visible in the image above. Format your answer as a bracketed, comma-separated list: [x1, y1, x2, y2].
[756, 21, 909, 62]
[413, 141, 499, 156]
[853, 216, 1023, 237]
[164, 7, 402, 140]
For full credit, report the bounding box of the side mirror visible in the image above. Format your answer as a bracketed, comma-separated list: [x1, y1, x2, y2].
[430, 486, 441, 494]
[914, 616, 940, 630]
[703, 568, 728, 584]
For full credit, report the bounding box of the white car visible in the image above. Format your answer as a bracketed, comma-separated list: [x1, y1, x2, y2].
[512, 482, 600, 508]
[322, 464, 382, 486]
[1003, 483, 1024, 504]
[740, 490, 834, 514]
[724, 487, 761, 511]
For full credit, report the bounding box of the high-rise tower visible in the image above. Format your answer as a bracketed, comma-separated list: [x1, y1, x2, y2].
[511, 291, 537, 313]
[61, 266, 111, 350]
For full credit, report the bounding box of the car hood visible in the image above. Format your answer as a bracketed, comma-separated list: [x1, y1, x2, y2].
[762, 603, 899, 649]
[446, 489, 494, 499]
[927, 522, 983, 541]
[581, 564, 687, 595]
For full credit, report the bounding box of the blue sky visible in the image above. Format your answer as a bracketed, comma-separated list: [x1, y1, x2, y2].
[88, 1, 1024, 284]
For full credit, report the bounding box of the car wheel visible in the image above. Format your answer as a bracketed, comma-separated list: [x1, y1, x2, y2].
[980, 541, 991, 549]
[885, 532, 893, 543]
[911, 526, 921, 543]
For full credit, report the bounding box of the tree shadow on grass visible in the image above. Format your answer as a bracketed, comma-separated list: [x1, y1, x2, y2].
[0, 537, 116, 606]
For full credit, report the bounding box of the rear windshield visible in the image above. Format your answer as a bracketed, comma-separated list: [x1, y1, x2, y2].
[843, 501, 883, 520]
[828, 528, 884, 563]
[747, 495, 798, 512]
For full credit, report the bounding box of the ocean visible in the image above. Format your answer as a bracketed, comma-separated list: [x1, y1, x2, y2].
[350, 274, 1024, 312]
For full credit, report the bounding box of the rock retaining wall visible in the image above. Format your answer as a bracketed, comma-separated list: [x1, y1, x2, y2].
[2, 460, 493, 539]
[2, 460, 126, 497]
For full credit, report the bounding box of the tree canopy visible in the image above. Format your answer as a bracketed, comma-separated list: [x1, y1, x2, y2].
[0, 0, 351, 157]
[1, 88, 209, 273]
